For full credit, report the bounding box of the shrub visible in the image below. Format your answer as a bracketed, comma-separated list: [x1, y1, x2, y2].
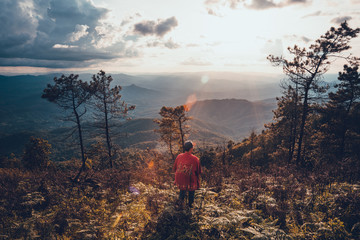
[22, 137, 51, 170]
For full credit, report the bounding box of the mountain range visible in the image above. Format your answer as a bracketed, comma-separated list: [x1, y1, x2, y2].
[0, 72, 283, 158]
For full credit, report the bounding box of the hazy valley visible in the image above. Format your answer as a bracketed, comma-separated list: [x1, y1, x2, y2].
[0, 72, 281, 158]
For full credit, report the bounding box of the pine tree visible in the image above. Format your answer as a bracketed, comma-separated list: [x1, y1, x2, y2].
[155, 105, 191, 156]
[321, 62, 360, 160]
[154, 116, 179, 160]
[266, 86, 302, 163]
[268, 21, 360, 166]
[42, 74, 92, 180]
[89, 70, 135, 168]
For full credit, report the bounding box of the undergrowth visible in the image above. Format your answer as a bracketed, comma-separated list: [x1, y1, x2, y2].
[0, 151, 360, 239]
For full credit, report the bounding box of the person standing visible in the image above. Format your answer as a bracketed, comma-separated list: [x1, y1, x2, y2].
[173, 141, 201, 208]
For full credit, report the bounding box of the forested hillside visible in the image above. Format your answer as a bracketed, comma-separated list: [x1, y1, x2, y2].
[0, 22, 360, 240]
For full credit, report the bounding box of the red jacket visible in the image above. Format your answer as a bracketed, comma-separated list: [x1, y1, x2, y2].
[173, 152, 201, 191]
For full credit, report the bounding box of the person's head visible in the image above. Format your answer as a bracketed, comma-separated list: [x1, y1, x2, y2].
[184, 141, 194, 152]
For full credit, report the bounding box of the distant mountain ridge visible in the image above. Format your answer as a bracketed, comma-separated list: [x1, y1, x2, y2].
[188, 98, 275, 139]
[0, 73, 280, 158]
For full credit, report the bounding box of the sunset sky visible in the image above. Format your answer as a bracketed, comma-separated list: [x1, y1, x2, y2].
[1, 0, 360, 75]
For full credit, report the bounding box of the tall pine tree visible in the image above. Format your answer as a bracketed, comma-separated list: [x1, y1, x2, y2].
[321, 62, 360, 160]
[42, 74, 92, 181]
[268, 21, 360, 166]
[89, 70, 135, 168]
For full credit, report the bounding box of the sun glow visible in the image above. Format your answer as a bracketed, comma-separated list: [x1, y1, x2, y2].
[184, 94, 197, 111]
[201, 75, 209, 84]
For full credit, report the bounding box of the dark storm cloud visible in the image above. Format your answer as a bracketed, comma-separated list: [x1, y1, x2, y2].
[0, 57, 93, 68]
[134, 17, 178, 37]
[0, 0, 37, 50]
[46, 0, 108, 27]
[331, 16, 352, 24]
[0, 0, 137, 68]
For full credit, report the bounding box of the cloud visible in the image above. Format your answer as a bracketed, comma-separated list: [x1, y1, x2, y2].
[245, 0, 308, 10]
[134, 22, 155, 36]
[331, 16, 352, 24]
[164, 39, 180, 49]
[68, 24, 89, 42]
[301, 36, 311, 43]
[205, 0, 222, 4]
[0, 57, 93, 68]
[206, 7, 225, 17]
[302, 10, 322, 18]
[228, 0, 242, 9]
[289, 0, 307, 2]
[53, 44, 78, 49]
[156, 17, 179, 36]
[205, 0, 309, 13]
[121, 13, 142, 26]
[204, 0, 227, 16]
[181, 57, 212, 66]
[284, 34, 311, 43]
[246, 0, 276, 9]
[134, 17, 178, 37]
[0, 0, 37, 50]
[146, 41, 161, 47]
[146, 38, 180, 49]
[207, 8, 217, 16]
[0, 0, 139, 68]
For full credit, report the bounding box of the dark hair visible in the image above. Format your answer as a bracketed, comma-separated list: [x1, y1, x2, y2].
[184, 141, 193, 152]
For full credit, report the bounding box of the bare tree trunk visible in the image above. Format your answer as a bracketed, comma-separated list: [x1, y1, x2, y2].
[169, 138, 175, 161]
[73, 106, 86, 182]
[178, 119, 185, 152]
[289, 85, 299, 164]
